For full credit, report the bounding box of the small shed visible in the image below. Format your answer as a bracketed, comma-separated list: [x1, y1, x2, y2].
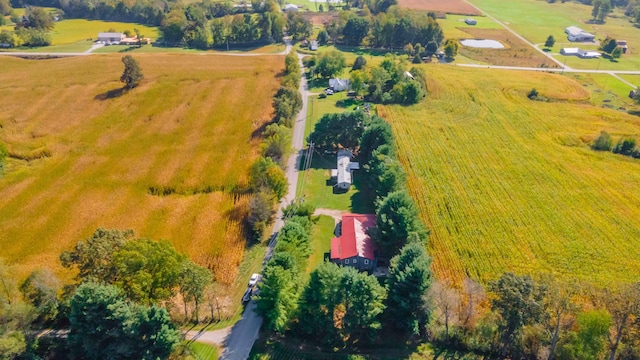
[465, 18, 477, 25]
[565, 26, 595, 42]
[310, 40, 318, 51]
[617, 40, 628, 54]
[98, 32, 124, 43]
[329, 78, 351, 92]
[283, 3, 298, 12]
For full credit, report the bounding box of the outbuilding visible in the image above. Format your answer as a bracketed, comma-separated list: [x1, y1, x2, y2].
[98, 32, 125, 43]
[283, 3, 298, 12]
[465, 18, 477, 25]
[565, 26, 595, 42]
[332, 149, 359, 190]
[617, 40, 628, 54]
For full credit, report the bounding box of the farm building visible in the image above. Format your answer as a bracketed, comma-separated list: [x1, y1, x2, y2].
[331, 149, 359, 190]
[328, 78, 351, 92]
[465, 18, 477, 25]
[617, 40, 628, 54]
[560, 47, 601, 58]
[565, 26, 595, 42]
[329, 213, 378, 271]
[98, 32, 125, 43]
[310, 40, 318, 51]
[283, 3, 298, 11]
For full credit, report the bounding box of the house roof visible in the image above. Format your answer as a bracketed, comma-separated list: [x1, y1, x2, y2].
[337, 149, 352, 185]
[561, 47, 580, 54]
[98, 32, 123, 38]
[331, 213, 377, 260]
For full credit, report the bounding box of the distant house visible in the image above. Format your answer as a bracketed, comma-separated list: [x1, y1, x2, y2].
[617, 40, 628, 54]
[465, 18, 477, 25]
[310, 40, 318, 51]
[283, 3, 298, 12]
[331, 149, 359, 190]
[565, 26, 595, 42]
[330, 213, 377, 271]
[328, 78, 350, 92]
[98, 32, 125, 43]
[560, 47, 600, 58]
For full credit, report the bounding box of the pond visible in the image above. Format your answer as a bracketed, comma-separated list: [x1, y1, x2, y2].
[460, 39, 504, 49]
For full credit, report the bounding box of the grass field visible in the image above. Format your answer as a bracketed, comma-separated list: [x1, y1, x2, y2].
[50, 19, 159, 45]
[469, 0, 640, 70]
[379, 65, 640, 285]
[0, 54, 283, 288]
[188, 342, 219, 360]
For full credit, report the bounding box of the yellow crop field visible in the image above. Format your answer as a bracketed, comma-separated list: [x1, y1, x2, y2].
[0, 54, 283, 283]
[379, 66, 640, 285]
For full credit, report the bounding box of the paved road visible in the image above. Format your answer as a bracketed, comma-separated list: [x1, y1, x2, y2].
[218, 44, 308, 360]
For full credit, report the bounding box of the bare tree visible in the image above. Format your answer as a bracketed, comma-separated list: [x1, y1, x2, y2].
[462, 277, 485, 328]
[537, 274, 579, 360]
[428, 280, 460, 343]
[603, 283, 640, 360]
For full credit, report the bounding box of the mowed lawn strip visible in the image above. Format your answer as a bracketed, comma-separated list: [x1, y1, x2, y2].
[380, 65, 640, 285]
[0, 54, 283, 284]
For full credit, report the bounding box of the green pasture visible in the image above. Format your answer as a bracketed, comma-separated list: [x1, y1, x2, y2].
[439, 14, 503, 39]
[470, 0, 640, 70]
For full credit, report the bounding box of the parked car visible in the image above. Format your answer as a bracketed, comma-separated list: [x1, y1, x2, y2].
[249, 273, 261, 287]
[324, 88, 334, 95]
[242, 288, 252, 303]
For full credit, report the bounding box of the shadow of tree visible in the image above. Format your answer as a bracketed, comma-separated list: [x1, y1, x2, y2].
[94, 87, 127, 100]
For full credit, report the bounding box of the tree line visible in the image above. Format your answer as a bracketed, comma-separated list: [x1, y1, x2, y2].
[0, 228, 215, 359]
[591, 130, 640, 158]
[0, 6, 54, 47]
[247, 52, 301, 241]
[320, 7, 444, 51]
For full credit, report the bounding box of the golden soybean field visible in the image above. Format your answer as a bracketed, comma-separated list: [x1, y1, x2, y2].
[380, 66, 640, 285]
[0, 54, 283, 283]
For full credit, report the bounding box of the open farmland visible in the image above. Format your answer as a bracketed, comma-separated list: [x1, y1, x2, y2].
[0, 54, 283, 283]
[397, 0, 481, 15]
[469, 0, 640, 70]
[379, 66, 640, 285]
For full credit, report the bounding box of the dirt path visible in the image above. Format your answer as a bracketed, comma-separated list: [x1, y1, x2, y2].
[313, 208, 343, 223]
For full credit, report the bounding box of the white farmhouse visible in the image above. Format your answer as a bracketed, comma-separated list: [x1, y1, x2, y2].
[329, 78, 351, 92]
[565, 26, 595, 42]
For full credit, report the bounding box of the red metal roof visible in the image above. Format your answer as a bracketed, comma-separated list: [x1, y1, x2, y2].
[330, 213, 377, 260]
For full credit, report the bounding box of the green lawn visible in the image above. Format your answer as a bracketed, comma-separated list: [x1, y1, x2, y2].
[187, 342, 219, 360]
[306, 215, 335, 273]
[469, 0, 640, 70]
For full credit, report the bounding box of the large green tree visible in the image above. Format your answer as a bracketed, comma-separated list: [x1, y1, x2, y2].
[385, 242, 433, 335]
[308, 111, 367, 151]
[68, 282, 180, 360]
[256, 264, 299, 333]
[249, 156, 287, 200]
[359, 116, 394, 163]
[120, 55, 144, 89]
[342, 15, 370, 46]
[112, 239, 186, 305]
[297, 263, 386, 346]
[60, 228, 135, 284]
[315, 50, 346, 78]
[373, 190, 427, 255]
[489, 272, 544, 359]
[24, 7, 54, 30]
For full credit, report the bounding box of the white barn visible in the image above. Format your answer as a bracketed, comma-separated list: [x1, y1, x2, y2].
[98, 32, 125, 43]
[332, 149, 359, 190]
[329, 78, 351, 92]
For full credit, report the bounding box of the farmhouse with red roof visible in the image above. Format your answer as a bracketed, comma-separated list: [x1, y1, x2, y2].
[330, 213, 378, 271]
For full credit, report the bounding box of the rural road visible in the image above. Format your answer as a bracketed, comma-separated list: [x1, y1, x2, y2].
[218, 45, 309, 360]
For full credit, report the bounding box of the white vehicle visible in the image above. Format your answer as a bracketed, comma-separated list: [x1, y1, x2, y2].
[248, 273, 261, 287]
[324, 88, 334, 95]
